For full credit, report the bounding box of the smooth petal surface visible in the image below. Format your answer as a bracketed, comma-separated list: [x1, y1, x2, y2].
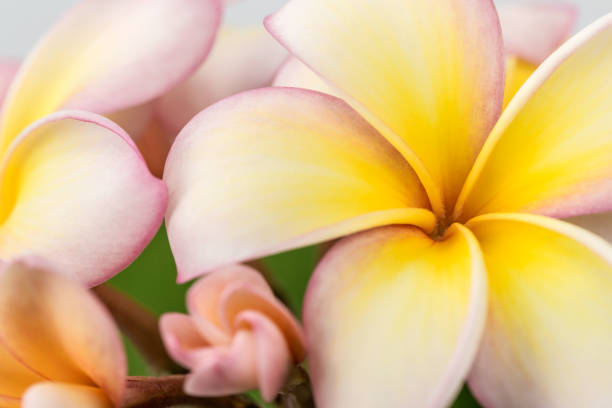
[186, 265, 271, 345]
[273, 57, 334, 96]
[22, 383, 111, 408]
[0, 259, 126, 406]
[157, 26, 287, 136]
[164, 88, 434, 282]
[159, 313, 210, 368]
[456, 14, 612, 220]
[0, 111, 167, 286]
[498, 3, 577, 65]
[0, 60, 18, 106]
[0, 340, 43, 402]
[0, 0, 222, 154]
[235, 311, 292, 402]
[467, 213, 612, 407]
[303, 224, 487, 408]
[266, 0, 504, 215]
[502, 57, 537, 110]
[184, 331, 258, 398]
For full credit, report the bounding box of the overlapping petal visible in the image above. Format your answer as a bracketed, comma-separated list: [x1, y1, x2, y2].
[164, 87, 434, 282]
[567, 211, 612, 242]
[273, 57, 334, 96]
[266, 0, 504, 215]
[499, 4, 577, 109]
[156, 26, 287, 137]
[0, 258, 126, 406]
[303, 224, 487, 408]
[0, 60, 18, 106]
[0, 0, 222, 154]
[467, 213, 612, 407]
[498, 3, 577, 65]
[455, 14, 612, 220]
[0, 111, 167, 286]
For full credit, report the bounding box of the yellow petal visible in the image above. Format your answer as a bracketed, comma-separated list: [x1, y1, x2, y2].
[455, 14, 612, 221]
[165, 88, 434, 282]
[303, 224, 487, 408]
[0, 112, 166, 286]
[0, 258, 126, 406]
[502, 57, 537, 110]
[266, 0, 505, 215]
[467, 213, 612, 407]
[0, 0, 222, 154]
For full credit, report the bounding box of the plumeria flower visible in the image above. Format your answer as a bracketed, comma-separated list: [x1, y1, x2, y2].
[0, 258, 126, 408]
[0, 0, 223, 285]
[163, 0, 612, 406]
[160, 264, 306, 402]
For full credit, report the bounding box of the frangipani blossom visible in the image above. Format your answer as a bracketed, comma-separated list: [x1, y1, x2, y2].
[0, 0, 224, 285]
[0, 258, 126, 408]
[164, 0, 612, 406]
[160, 264, 306, 402]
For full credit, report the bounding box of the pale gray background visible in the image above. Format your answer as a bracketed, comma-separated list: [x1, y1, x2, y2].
[0, 0, 608, 59]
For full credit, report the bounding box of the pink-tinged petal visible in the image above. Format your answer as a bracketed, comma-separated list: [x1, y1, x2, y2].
[266, 0, 504, 215]
[0, 60, 18, 106]
[235, 311, 292, 402]
[498, 2, 577, 65]
[466, 213, 612, 407]
[164, 87, 434, 282]
[0, 259, 126, 406]
[156, 26, 287, 137]
[0, 111, 167, 286]
[0, 0, 222, 154]
[221, 285, 306, 362]
[455, 14, 612, 220]
[567, 211, 612, 243]
[184, 330, 258, 397]
[304, 224, 487, 408]
[22, 383, 111, 408]
[159, 313, 210, 368]
[273, 57, 334, 95]
[187, 265, 271, 345]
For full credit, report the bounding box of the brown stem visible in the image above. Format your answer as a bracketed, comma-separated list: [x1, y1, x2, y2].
[122, 376, 258, 408]
[93, 284, 182, 374]
[276, 366, 315, 408]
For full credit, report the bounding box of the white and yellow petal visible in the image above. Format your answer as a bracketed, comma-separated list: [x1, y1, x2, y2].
[456, 14, 612, 220]
[164, 87, 434, 282]
[0, 0, 222, 154]
[304, 225, 487, 408]
[266, 0, 505, 215]
[0, 111, 167, 286]
[467, 213, 612, 407]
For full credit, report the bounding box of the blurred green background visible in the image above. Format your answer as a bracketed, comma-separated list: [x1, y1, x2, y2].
[108, 225, 482, 408]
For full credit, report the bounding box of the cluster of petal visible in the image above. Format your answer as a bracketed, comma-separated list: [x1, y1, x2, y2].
[0, 0, 229, 285]
[0, 258, 126, 408]
[160, 265, 306, 402]
[163, 0, 612, 407]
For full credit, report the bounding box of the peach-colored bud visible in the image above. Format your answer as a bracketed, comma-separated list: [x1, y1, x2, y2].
[0, 257, 126, 408]
[160, 264, 306, 402]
